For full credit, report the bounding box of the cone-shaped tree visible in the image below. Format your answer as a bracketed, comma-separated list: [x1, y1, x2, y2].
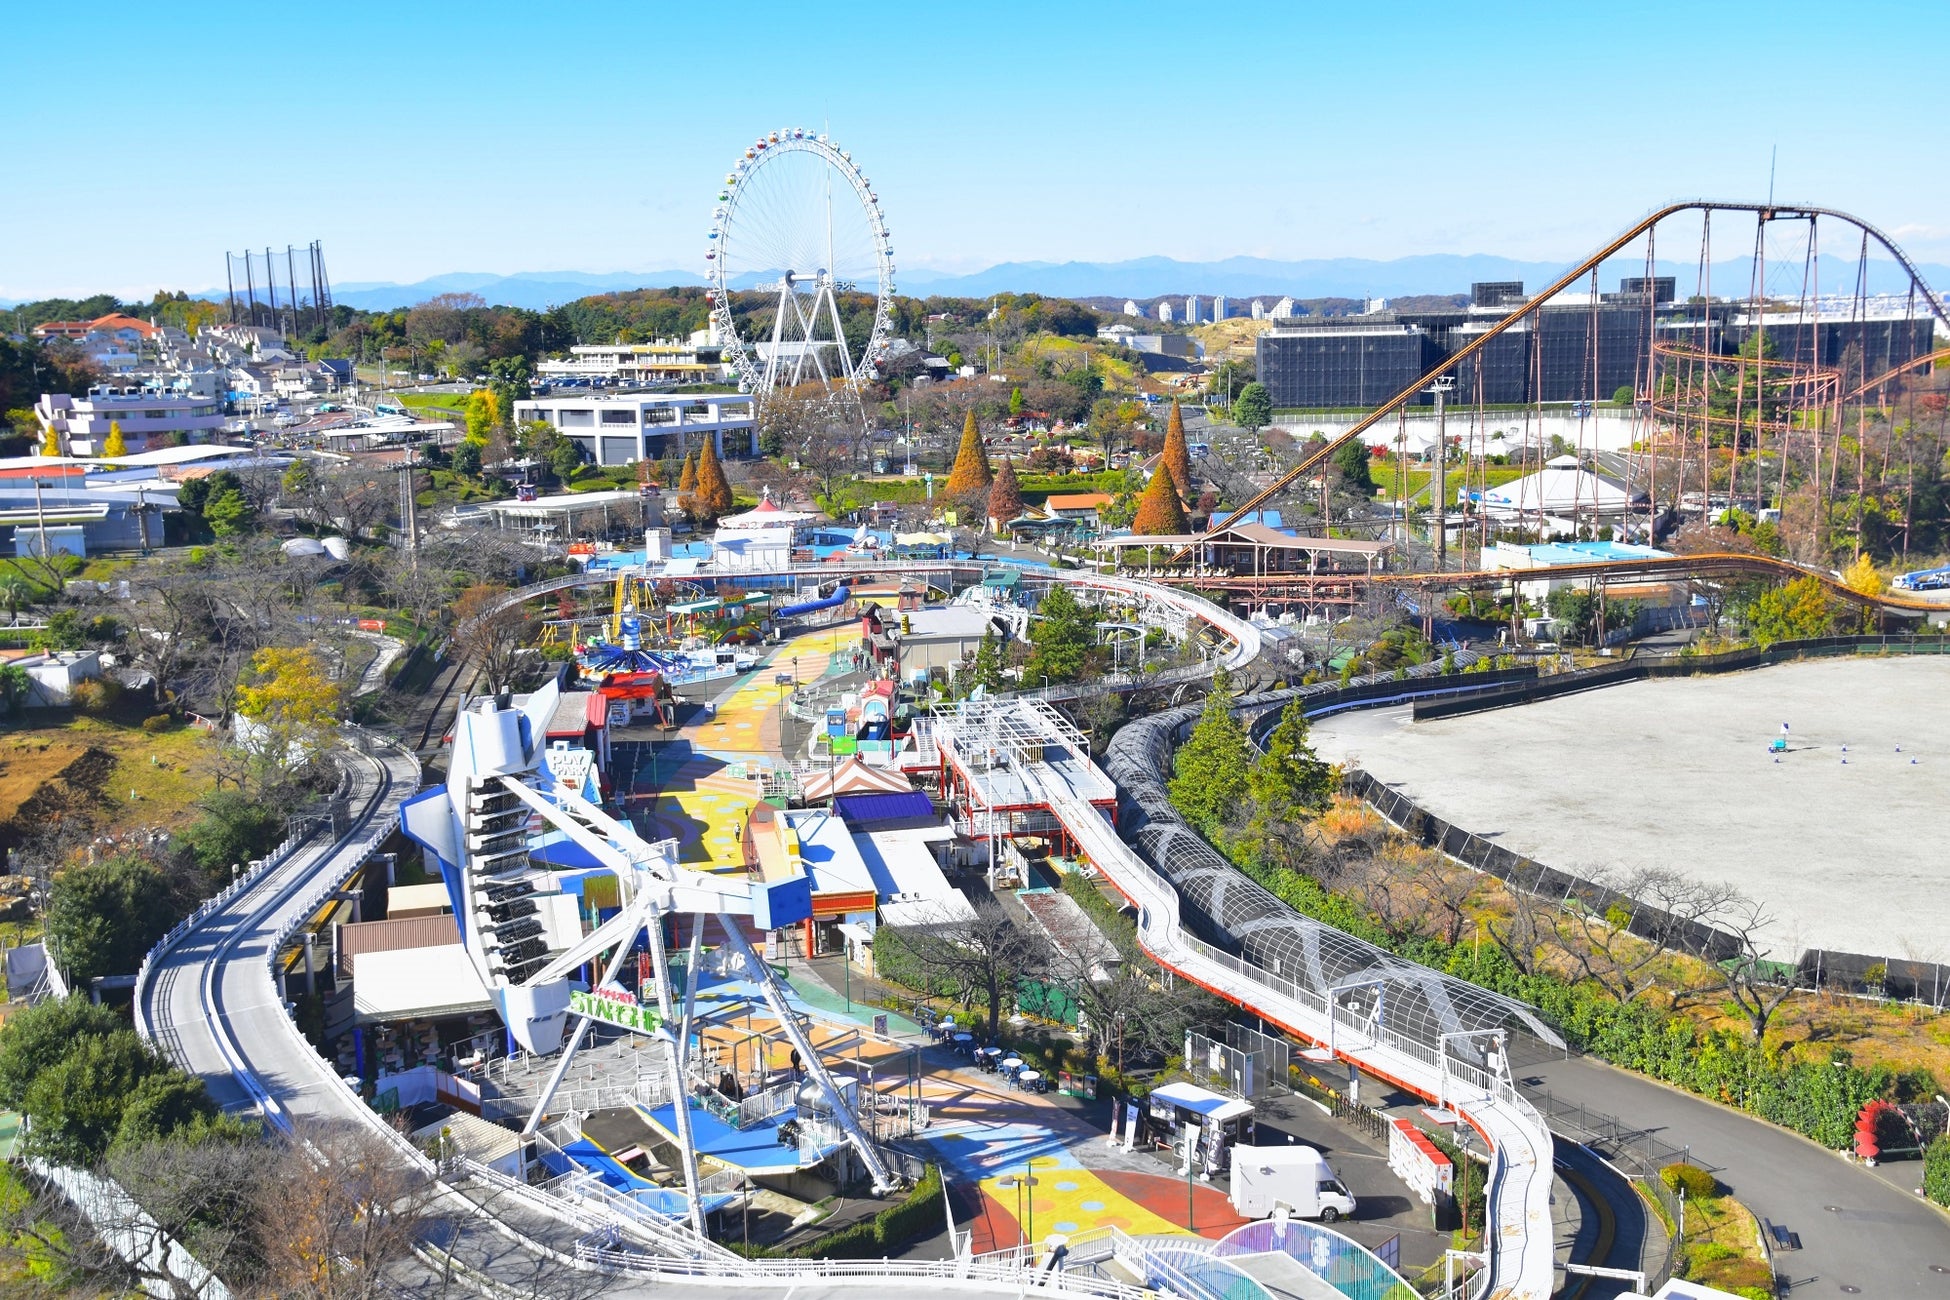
[38, 424, 59, 457]
[675, 449, 698, 518]
[1131, 464, 1189, 535]
[102, 421, 127, 458]
[1159, 400, 1193, 498]
[987, 457, 1024, 532]
[945, 410, 993, 502]
[695, 436, 735, 521]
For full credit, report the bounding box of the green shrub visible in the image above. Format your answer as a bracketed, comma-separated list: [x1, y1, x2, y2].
[140, 714, 175, 734]
[1660, 1162, 1721, 1199]
[69, 676, 122, 715]
[1924, 1136, 1950, 1207]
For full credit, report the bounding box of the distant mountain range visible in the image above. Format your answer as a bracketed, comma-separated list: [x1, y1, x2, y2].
[8, 251, 1948, 314]
[327, 269, 705, 311]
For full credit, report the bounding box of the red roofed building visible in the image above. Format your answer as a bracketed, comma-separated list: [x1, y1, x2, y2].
[32, 314, 159, 343]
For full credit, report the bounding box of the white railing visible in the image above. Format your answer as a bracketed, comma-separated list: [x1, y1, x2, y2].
[1028, 768, 1555, 1300]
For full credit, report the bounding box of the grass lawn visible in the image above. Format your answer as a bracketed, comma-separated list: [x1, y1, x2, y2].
[1666, 1179, 1774, 1297]
[398, 391, 470, 419]
[0, 714, 220, 843]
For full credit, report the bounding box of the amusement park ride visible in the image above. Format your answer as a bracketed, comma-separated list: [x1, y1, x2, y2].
[401, 680, 898, 1227]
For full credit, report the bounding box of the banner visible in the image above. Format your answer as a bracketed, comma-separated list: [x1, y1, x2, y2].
[570, 988, 663, 1035]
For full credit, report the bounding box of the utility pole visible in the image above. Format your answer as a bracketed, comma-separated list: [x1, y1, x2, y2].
[1426, 377, 1455, 569]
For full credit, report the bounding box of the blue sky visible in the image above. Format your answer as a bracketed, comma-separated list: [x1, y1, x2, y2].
[3, 0, 1945, 299]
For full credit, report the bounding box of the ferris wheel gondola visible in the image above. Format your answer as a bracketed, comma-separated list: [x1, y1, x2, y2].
[707, 130, 895, 395]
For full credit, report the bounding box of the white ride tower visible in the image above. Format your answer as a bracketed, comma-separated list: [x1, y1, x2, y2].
[401, 684, 896, 1229]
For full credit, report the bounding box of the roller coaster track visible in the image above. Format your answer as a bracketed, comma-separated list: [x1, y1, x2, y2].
[138, 561, 1579, 1297]
[1172, 199, 1950, 564]
[1206, 550, 1948, 615]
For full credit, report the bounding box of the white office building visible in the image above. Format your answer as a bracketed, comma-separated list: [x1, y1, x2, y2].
[1122, 300, 1141, 318]
[535, 338, 725, 385]
[512, 392, 757, 468]
[34, 386, 226, 454]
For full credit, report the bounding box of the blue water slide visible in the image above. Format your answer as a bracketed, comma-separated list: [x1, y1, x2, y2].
[777, 585, 850, 619]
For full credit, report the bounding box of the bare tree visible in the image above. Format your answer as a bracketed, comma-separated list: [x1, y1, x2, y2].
[451, 584, 532, 699]
[1555, 867, 1738, 1006]
[887, 896, 1045, 1038]
[1702, 894, 1801, 1041]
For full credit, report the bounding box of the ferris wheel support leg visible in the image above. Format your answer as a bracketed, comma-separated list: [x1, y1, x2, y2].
[644, 902, 707, 1237]
[716, 912, 898, 1194]
[824, 281, 857, 388]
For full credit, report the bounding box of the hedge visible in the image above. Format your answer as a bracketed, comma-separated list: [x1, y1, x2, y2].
[734, 1163, 945, 1259]
[1925, 1137, 1950, 1208]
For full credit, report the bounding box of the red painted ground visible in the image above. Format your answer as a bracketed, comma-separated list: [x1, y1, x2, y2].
[960, 1170, 1250, 1252]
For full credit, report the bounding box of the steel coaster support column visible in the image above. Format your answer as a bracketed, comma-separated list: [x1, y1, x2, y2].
[716, 912, 898, 1193]
[643, 902, 707, 1237]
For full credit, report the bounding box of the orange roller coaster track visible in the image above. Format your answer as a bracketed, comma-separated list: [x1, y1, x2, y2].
[1188, 551, 1945, 615]
[1171, 200, 1950, 565]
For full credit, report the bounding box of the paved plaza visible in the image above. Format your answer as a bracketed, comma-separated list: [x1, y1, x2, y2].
[1309, 656, 1950, 960]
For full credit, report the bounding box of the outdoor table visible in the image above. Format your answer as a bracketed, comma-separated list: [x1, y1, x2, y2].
[1017, 1069, 1042, 1092]
[1000, 1057, 1023, 1077]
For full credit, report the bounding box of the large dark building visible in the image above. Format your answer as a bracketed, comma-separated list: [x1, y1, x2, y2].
[1257, 279, 1940, 410]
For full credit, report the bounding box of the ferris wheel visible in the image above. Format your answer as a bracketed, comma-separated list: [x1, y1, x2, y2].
[706, 128, 895, 395]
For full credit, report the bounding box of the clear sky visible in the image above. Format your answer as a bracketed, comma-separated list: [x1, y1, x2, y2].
[3, 0, 1945, 300]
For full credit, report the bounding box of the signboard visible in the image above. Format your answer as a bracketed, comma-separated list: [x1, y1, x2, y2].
[830, 737, 859, 756]
[570, 987, 663, 1035]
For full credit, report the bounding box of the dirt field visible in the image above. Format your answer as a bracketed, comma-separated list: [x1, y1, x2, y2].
[0, 715, 220, 852]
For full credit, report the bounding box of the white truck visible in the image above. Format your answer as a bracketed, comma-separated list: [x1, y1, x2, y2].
[1229, 1145, 1358, 1222]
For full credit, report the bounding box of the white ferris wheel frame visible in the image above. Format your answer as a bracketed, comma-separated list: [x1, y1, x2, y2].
[705, 129, 896, 395]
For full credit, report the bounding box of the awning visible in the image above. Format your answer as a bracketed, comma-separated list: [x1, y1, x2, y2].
[800, 755, 916, 802]
[1149, 1081, 1254, 1123]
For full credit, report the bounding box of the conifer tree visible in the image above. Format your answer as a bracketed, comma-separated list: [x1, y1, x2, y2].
[945, 410, 993, 503]
[1168, 667, 1250, 836]
[695, 437, 735, 522]
[675, 449, 698, 518]
[987, 457, 1024, 532]
[1159, 400, 1193, 498]
[1131, 464, 1189, 535]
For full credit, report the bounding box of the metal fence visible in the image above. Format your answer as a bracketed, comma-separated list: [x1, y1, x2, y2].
[1526, 1087, 1686, 1291]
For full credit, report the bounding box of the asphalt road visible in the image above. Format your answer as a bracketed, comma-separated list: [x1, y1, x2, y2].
[1513, 1045, 1950, 1296]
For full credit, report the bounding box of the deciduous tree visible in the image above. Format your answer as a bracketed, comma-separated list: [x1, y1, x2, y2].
[101, 421, 127, 458]
[236, 646, 341, 765]
[453, 584, 532, 698]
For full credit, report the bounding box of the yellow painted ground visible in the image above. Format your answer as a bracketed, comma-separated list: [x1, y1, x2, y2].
[979, 1157, 1193, 1240]
[649, 625, 857, 871]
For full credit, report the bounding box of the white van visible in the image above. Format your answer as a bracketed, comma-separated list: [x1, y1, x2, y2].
[1229, 1145, 1358, 1222]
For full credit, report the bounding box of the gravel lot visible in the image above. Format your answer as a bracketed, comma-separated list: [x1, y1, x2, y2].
[1308, 656, 1950, 960]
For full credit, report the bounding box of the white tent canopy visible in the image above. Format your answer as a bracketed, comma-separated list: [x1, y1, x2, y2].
[1481, 456, 1636, 519]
